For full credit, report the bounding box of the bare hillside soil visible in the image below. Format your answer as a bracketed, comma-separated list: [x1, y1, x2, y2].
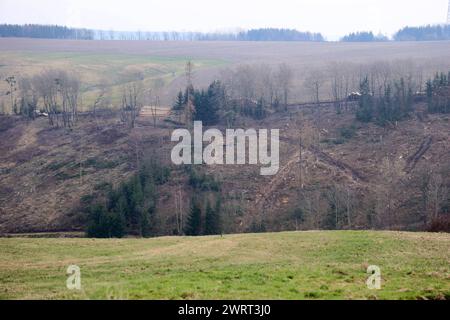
[0, 101, 449, 234]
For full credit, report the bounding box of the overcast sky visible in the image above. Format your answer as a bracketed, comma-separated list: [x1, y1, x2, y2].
[0, 0, 449, 39]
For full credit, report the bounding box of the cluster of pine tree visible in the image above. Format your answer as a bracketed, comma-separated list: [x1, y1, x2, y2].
[185, 197, 222, 236]
[188, 167, 221, 192]
[193, 81, 225, 126]
[174, 81, 226, 126]
[426, 72, 450, 114]
[184, 167, 222, 236]
[356, 77, 414, 125]
[86, 161, 170, 238]
[173, 80, 270, 125]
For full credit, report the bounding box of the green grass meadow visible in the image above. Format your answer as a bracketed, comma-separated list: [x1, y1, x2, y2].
[0, 231, 448, 300]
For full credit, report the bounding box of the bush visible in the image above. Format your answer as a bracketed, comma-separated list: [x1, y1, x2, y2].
[188, 168, 221, 191]
[84, 157, 119, 169]
[426, 216, 450, 233]
[339, 125, 357, 140]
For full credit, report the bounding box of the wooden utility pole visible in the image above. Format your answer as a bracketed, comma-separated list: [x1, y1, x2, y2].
[184, 61, 195, 128]
[185, 61, 193, 87]
[175, 185, 184, 235]
[296, 115, 304, 190]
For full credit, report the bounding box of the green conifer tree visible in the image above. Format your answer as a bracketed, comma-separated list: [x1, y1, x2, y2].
[185, 199, 202, 236]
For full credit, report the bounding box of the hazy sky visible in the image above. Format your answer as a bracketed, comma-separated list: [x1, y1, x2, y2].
[0, 0, 449, 39]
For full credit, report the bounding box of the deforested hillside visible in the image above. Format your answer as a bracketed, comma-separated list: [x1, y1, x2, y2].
[0, 98, 449, 235]
[1, 39, 450, 237]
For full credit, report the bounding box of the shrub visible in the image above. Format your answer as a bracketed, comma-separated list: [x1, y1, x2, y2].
[339, 125, 357, 140]
[188, 167, 221, 191]
[426, 216, 450, 233]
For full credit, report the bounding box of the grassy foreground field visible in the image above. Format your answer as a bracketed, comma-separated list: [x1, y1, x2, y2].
[0, 231, 449, 300]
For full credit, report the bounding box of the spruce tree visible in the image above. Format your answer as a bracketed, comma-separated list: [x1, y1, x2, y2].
[173, 91, 184, 111]
[356, 77, 373, 123]
[255, 97, 266, 120]
[86, 204, 125, 238]
[204, 199, 222, 235]
[185, 199, 202, 236]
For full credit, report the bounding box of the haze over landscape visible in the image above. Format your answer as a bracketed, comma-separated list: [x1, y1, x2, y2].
[1, 0, 449, 39]
[0, 0, 449, 302]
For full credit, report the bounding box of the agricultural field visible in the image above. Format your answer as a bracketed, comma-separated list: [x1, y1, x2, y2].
[1, 38, 450, 110]
[0, 49, 225, 109]
[0, 231, 449, 300]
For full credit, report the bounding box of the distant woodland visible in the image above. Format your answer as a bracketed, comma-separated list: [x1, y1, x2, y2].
[2, 23, 450, 42]
[341, 31, 388, 42]
[0, 24, 94, 40]
[394, 25, 450, 41]
[0, 25, 323, 41]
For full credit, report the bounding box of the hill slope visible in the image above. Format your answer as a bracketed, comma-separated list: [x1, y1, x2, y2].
[1, 100, 450, 234]
[1, 101, 450, 234]
[0, 231, 448, 300]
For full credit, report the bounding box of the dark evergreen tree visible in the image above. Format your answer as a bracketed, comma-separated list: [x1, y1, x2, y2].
[255, 97, 267, 120]
[206, 80, 225, 124]
[204, 198, 222, 235]
[173, 91, 185, 111]
[426, 72, 450, 114]
[356, 77, 374, 122]
[86, 204, 125, 238]
[185, 199, 202, 236]
[193, 80, 225, 125]
[86, 160, 170, 238]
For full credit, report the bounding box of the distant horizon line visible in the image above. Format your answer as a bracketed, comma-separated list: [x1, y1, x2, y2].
[1, 23, 450, 42]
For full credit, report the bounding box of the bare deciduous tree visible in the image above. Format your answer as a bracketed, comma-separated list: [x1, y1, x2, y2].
[375, 157, 405, 228]
[5, 76, 17, 114]
[428, 173, 447, 221]
[92, 86, 111, 130]
[120, 82, 142, 128]
[277, 63, 293, 111]
[33, 69, 80, 128]
[185, 60, 194, 87]
[304, 68, 325, 105]
[19, 77, 38, 120]
[328, 62, 352, 114]
[56, 72, 80, 128]
[151, 95, 160, 128]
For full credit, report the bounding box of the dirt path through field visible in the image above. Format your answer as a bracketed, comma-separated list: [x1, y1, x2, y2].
[16, 122, 39, 151]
